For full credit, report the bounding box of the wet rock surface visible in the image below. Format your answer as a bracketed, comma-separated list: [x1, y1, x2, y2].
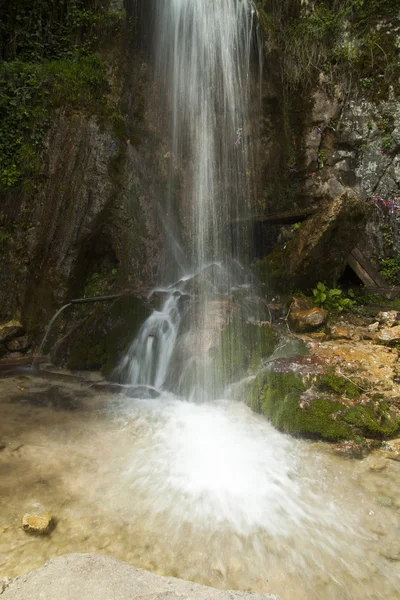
[0, 555, 280, 600]
[9, 386, 88, 411]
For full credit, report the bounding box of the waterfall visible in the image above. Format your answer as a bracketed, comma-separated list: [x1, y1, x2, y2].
[119, 0, 260, 398]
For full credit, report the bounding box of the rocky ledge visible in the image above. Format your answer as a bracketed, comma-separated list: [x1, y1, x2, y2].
[246, 305, 400, 455]
[0, 554, 280, 600]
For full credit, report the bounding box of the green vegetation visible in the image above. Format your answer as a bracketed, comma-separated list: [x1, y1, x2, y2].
[0, 0, 125, 191]
[256, 0, 399, 99]
[247, 370, 400, 442]
[378, 255, 400, 286]
[312, 282, 355, 312]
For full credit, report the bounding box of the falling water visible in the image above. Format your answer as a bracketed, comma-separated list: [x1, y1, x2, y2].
[120, 0, 259, 398]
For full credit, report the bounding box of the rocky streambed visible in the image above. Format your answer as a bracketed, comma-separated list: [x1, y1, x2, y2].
[0, 368, 399, 600]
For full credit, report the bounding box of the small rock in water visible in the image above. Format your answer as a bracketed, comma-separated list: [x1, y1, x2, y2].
[377, 496, 393, 508]
[125, 386, 160, 399]
[368, 321, 379, 332]
[367, 458, 387, 472]
[22, 514, 54, 535]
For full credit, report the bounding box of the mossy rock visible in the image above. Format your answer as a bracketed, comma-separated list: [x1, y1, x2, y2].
[213, 318, 278, 386]
[247, 370, 400, 442]
[66, 296, 150, 375]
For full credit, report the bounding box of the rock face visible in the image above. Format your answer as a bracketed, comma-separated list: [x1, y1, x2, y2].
[1, 554, 280, 600]
[270, 189, 368, 290]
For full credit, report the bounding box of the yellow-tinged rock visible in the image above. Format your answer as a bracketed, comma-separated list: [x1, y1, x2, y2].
[22, 514, 54, 535]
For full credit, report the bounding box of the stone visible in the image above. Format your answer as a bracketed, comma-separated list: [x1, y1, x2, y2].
[289, 298, 327, 333]
[263, 188, 369, 291]
[6, 337, 31, 353]
[368, 322, 379, 332]
[125, 386, 161, 399]
[22, 514, 54, 535]
[0, 554, 280, 600]
[367, 458, 387, 472]
[377, 311, 399, 328]
[329, 325, 352, 339]
[376, 326, 400, 344]
[0, 322, 24, 344]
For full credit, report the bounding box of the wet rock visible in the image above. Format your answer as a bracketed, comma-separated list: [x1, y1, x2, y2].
[10, 386, 86, 411]
[377, 311, 399, 328]
[125, 386, 160, 399]
[366, 458, 387, 472]
[289, 298, 327, 333]
[22, 514, 54, 536]
[332, 440, 367, 459]
[6, 337, 32, 353]
[368, 322, 380, 332]
[247, 364, 400, 443]
[90, 382, 126, 395]
[376, 326, 400, 344]
[377, 495, 393, 508]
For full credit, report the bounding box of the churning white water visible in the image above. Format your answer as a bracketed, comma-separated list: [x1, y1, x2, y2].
[107, 3, 400, 598]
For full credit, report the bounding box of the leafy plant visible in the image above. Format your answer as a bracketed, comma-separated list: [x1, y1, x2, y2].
[312, 282, 354, 312]
[378, 255, 400, 286]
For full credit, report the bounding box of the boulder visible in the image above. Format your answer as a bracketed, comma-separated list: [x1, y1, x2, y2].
[6, 337, 32, 353]
[22, 514, 54, 536]
[246, 367, 400, 443]
[0, 554, 280, 600]
[259, 188, 369, 291]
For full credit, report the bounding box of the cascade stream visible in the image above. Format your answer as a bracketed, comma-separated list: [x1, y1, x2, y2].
[0, 3, 398, 600]
[119, 0, 259, 400]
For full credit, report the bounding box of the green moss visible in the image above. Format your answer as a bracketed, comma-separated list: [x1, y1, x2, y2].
[67, 296, 150, 375]
[247, 370, 399, 442]
[343, 403, 400, 438]
[254, 246, 284, 291]
[215, 318, 277, 386]
[315, 373, 361, 399]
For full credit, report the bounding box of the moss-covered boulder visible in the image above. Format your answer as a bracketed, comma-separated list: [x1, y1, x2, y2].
[55, 296, 150, 376]
[214, 318, 278, 385]
[247, 368, 400, 442]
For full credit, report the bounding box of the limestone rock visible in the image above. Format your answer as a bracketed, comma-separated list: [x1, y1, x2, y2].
[268, 188, 369, 291]
[368, 322, 379, 332]
[377, 311, 399, 328]
[329, 325, 352, 340]
[0, 554, 280, 600]
[22, 514, 54, 535]
[376, 326, 400, 344]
